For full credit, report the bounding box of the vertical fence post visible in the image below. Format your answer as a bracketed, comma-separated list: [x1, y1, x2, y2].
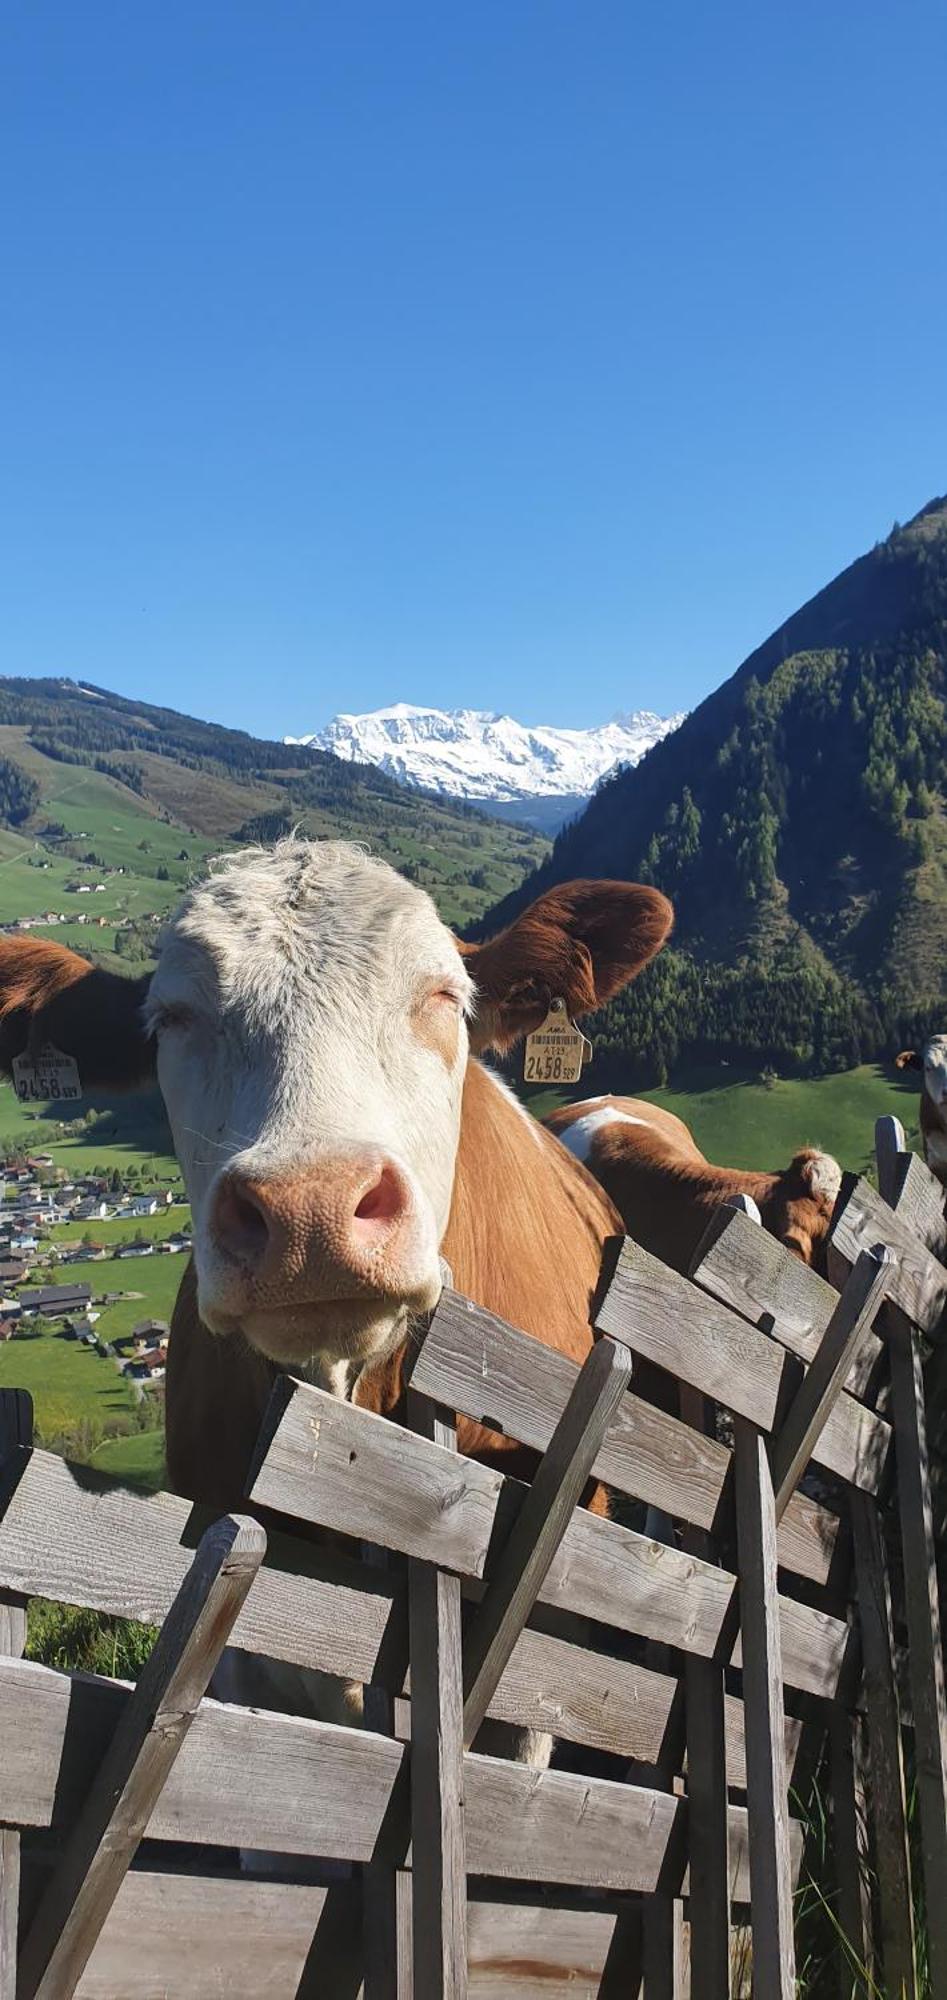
[889, 1315, 947, 1997]
[733, 1418, 796, 2000]
[875, 1115, 907, 1207]
[829, 1705, 873, 1996]
[850, 1488, 917, 1996]
[679, 1384, 730, 2000]
[406, 1390, 467, 2000]
[0, 1392, 31, 2000]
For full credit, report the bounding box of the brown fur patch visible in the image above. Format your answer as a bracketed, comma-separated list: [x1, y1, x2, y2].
[461, 880, 673, 1053]
[0, 938, 153, 1090]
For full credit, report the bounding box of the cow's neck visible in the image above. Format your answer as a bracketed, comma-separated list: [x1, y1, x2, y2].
[442, 1060, 621, 1361]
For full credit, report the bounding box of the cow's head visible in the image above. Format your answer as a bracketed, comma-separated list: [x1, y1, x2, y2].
[762, 1148, 842, 1271]
[0, 841, 672, 1370]
[897, 1036, 947, 1108]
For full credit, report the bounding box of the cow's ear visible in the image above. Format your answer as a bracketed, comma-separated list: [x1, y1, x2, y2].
[461, 880, 673, 1055]
[0, 939, 155, 1091]
[895, 1049, 921, 1071]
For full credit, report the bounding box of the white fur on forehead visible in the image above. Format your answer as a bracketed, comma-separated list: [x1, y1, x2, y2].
[159, 838, 471, 1009]
[802, 1151, 842, 1203]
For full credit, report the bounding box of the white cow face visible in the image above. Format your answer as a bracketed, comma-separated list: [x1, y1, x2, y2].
[145, 843, 472, 1370]
[922, 1036, 947, 1109]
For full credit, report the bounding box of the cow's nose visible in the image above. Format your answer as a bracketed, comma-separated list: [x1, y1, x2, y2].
[208, 1154, 417, 1291]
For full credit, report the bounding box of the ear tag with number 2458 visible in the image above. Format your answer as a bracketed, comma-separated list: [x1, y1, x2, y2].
[12, 1043, 83, 1104]
[524, 998, 592, 1085]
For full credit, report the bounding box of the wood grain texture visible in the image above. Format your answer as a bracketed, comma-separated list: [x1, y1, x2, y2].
[0, 1391, 31, 2000]
[462, 1337, 631, 1745]
[598, 1237, 889, 1492]
[875, 1114, 907, 1207]
[596, 1237, 786, 1428]
[18, 1514, 267, 2000]
[889, 1319, 947, 1997]
[406, 1392, 467, 1999]
[249, 1377, 849, 1697]
[0, 1436, 791, 1766]
[0, 1656, 799, 1900]
[769, 1246, 892, 1515]
[851, 1488, 917, 1998]
[690, 1205, 881, 1396]
[830, 1175, 947, 1333]
[733, 1421, 796, 2000]
[69, 1876, 634, 2000]
[892, 1151, 947, 1256]
[414, 1291, 838, 1584]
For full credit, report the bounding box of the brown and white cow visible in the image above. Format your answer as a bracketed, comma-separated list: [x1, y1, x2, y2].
[545, 1095, 842, 1277]
[0, 842, 672, 1521]
[895, 1038, 947, 1184]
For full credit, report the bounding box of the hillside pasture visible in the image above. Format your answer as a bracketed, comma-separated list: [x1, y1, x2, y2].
[0, 1327, 139, 1439]
[526, 1060, 922, 1180]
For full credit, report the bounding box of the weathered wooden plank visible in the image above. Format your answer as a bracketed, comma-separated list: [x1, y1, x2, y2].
[850, 1488, 916, 1997]
[769, 1246, 892, 1515]
[406, 1392, 467, 2000]
[875, 1113, 907, 1207]
[690, 1205, 881, 1396]
[69, 1875, 634, 2000]
[678, 1385, 729, 2000]
[598, 1238, 890, 1492]
[889, 1318, 947, 1996]
[414, 1292, 839, 1583]
[250, 1377, 849, 1698]
[18, 1514, 267, 2000]
[829, 1707, 873, 1994]
[0, 1438, 785, 1771]
[0, 1656, 800, 1902]
[462, 1338, 632, 1746]
[830, 1174, 947, 1333]
[596, 1238, 786, 1429]
[892, 1150, 947, 1256]
[252, 1375, 504, 1577]
[733, 1421, 796, 2000]
[0, 1392, 31, 2000]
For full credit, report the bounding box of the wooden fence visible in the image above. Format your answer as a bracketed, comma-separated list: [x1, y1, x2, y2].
[0, 1111, 946, 1995]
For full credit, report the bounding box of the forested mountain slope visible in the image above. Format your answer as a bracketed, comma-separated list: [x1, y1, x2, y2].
[482, 498, 947, 1083]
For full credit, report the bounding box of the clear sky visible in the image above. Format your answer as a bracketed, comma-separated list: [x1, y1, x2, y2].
[2, 2, 945, 741]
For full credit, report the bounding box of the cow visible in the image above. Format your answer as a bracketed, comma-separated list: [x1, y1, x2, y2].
[895, 1038, 947, 1184]
[0, 842, 673, 1760]
[545, 1095, 842, 1278]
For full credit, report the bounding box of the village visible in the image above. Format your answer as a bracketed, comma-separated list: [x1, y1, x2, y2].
[0, 1156, 190, 1390]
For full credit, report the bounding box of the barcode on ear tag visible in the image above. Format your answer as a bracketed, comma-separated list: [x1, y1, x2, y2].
[524, 1000, 589, 1086]
[12, 1044, 83, 1104]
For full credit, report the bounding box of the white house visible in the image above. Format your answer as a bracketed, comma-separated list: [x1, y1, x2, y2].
[129, 1195, 159, 1218]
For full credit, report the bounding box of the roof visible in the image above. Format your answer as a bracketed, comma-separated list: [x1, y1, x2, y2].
[19, 1284, 93, 1309]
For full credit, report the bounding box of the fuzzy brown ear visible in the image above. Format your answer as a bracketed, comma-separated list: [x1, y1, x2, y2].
[0, 938, 155, 1092]
[895, 1049, 921, 1071]
[460, 880, 674, 1055]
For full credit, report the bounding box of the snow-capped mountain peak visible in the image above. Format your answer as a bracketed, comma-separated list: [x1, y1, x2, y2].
[285, 703, 684, 810]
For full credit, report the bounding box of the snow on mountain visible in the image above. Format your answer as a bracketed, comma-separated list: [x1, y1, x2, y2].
[284, 704, 685, 806]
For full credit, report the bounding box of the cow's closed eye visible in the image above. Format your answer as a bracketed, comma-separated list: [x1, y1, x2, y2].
[149, 1003, 197, 1035]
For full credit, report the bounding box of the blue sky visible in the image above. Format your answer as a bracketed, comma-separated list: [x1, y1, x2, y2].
[2, 2, 945, 741]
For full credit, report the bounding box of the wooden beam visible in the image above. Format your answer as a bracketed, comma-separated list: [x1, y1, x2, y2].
[413, 1292, 841, 1581]
[828, 1707, 873, 1995]
[679, 1384, 730, 2000]
[17, 1513, 266, 2000]
[733, 1421, 796, 2000]
[830, 1175, 947, 1333]
[690, 1206, 881, 1397]
[769, 1246, 892, 1514]
[850, 1489, 917, 1998]
[0, 1391, 31, 2000]
[889, 1317, 947, 1997]
[406, 1391, 467, 1999]
[461, 1337, 631, 1746]
[875, 1114, 906, 1207]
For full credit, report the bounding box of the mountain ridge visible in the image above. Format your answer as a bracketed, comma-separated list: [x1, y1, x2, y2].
[285, 702, 684, 823]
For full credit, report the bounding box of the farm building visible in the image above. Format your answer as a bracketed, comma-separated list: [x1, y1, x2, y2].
[17, 1282, 93, 1319]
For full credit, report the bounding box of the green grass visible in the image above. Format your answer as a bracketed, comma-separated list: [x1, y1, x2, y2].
[51, 1208, 190, 1246]
[89, 1427, 166, 1490]
[43, 1253, 183, 1344]
[0, 1328, 139, 1436]
[0, 1077, 180, 1178]
[526, 1061, 922, 1180]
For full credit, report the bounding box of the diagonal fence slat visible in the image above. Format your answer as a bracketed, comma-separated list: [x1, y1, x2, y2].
[249, 1374, 850, 1699]
[412, 1289, 842, 1581]
[17, 1515, 266, 2000]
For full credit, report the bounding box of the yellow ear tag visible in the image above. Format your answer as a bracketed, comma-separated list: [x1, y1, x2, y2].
[524, 998, 592, 1086]
[12, 1042, 82, 1104]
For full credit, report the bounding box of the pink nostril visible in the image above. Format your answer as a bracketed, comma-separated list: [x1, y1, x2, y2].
[213, 1179, 271, 1268]
[353, 1164, 407, 1230]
